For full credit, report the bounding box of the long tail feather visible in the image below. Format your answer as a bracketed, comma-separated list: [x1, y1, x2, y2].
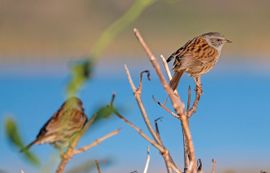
[20, 140, 36, 153]
[170, 71, 184, 91]
[167, 55, 174, 63]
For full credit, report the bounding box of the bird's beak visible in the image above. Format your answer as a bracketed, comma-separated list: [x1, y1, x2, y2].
[225, 39, 232, 43]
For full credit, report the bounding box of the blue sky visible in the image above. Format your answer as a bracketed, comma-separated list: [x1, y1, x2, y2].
[0, 57, 270, 173]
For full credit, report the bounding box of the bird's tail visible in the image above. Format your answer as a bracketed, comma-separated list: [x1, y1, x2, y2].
[170, 70, 184, 91]
[20, 140, 36, 153]
[166, 55, 174, 63]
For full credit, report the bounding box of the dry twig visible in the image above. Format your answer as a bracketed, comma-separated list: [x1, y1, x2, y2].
[211, 159, 216, 173]
[73, 129, 120, 155]
[152, 96, 178, 119]
[123, 66, 181, 173]
[143, 146, 151, 173]
[160, 54, 179, 96]
[161, 54, 191, 170]
[124, 65, 161, 145]
[114, 110, 180, 173]
[95, 160, 102, 173]
[133, 28, 197, 172]
[197, 159, 203, 173]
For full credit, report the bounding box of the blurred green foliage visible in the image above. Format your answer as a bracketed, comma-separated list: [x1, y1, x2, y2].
[5, 117, 40, 166]
[93, 102, 116, 124]
[66, 0, 156, 97]
[91, 0, 156, 58]
[3, 0, 157, 171]
[67, 59, 94, 97]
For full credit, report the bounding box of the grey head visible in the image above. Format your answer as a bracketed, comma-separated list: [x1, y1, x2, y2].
[201, 32, 232, 52]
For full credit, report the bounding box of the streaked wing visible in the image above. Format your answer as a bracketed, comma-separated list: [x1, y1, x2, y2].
[34, 97, 87, 144]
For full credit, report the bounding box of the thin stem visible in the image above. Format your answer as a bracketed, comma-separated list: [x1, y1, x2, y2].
[73, 129, 120, 155]
[162, 54, 190, 170]
[186, 86, 192, 112]
[160, 54, 178, 95]
[133, 28, 196, 172]
[114, 110, 180, 173]
[152, 96, 179, 119]
[124, 65, 161, 144]
[95, 160, 102, 173]
[143, 146, 151, 173]
[211, 159, 216, 173]
[114, 110, 163, 151]
[133, 28, 185, 116]
[197, 159, 203, 173]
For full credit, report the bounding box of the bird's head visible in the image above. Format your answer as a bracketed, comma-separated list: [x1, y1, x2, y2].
[202, 32, 231, 51]
[63, 97, 84, 111]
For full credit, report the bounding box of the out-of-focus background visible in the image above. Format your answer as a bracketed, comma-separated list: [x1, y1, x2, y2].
[0, 0, 270, 173]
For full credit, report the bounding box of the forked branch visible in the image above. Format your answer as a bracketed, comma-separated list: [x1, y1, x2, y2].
[113, 102, 180, 173]
[124, 65, 161, 145]
[133, 28, 197, 172]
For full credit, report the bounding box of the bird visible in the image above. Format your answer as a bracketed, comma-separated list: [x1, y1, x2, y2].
[167, 32, 231, 90]
[21, 97, 88, 152]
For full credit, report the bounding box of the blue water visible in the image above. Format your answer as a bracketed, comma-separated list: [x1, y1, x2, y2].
[0, 58, 270, 172]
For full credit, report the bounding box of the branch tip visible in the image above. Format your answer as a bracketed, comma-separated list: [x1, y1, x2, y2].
[154, 117, 163, 123]
[110, 93, 116, 106]
[140, 70, 151, 82]
[133, 28, 138, 33]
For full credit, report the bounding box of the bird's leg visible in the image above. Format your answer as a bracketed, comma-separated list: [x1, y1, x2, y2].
[187, 77, 202, 117]
[194, 77, 202, 94]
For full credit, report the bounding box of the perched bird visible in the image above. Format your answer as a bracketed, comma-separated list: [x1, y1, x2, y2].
[167, 32, 231, 90]
[21, 97, 88, 151]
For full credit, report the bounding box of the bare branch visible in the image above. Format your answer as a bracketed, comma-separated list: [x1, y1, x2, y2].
[73, 129, 120, 155]
[114, 110, 181, 173]
[114, 110, 163, 151]
[182, 127, 190, 171]
[95, 160, 102, 173]
[110, 93, 116, 106]
[211, 159, 216, 173]
[160, 54, 178, 96]
[139, 70, 151, 91]
[154, 117, 177, 173]
[154, 117, 163, 136]
[133, 28, 196, 171]
[186, 86, 192, 112]
[143, 146, 151, 173]
[162, 51, 191, 170]
[152, 96, 179, 119]
[124, 65, 161, 144]
[197, 159, 203, 173]
[160, 54, 173, 80]
[124, 64, 137, 92]
[133, 28, 185, 116]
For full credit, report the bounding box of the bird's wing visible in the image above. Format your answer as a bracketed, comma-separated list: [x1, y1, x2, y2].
[35, 97, 85, 142]
[167, 38, 194, 63]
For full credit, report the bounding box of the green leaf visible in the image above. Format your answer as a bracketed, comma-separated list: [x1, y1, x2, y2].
[94, 104, 116, 124]
[5, 117, 40, 166]
[66, 59, 94, 97]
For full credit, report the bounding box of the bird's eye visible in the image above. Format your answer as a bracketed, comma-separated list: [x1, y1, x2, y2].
[217, 39, 221, 42]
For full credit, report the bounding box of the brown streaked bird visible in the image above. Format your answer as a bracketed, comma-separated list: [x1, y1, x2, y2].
[167, 32, 231, 90]
[21, 97, 87, 152]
